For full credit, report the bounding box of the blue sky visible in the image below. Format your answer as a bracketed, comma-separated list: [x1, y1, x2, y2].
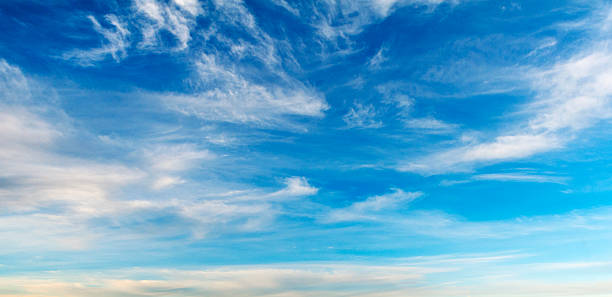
[2, 0, 612, 296]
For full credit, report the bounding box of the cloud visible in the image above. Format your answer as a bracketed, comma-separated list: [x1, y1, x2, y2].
[0, 60, 144, 216]
[368, 46, 388, 69]
[401, 51, 612, 174]
[472, 173, 567, 184]
[151, 175, 186, 190]
[161, 53, 328, 128]
[134, 0, 201, 50]
[0, 60, 322, 243]
[311, 0, 459, 45]
[271, 176, 319, 197]
[144, 143, 214, 172]
[173, 0, 202, 15]
[270, 0, 300, 16]
[0, 61, 154, 251]
[125, 176, 318, 238]
[400, 7, 612, 175]
[0, 264, 436, 297]
[60, 0, 331, 128]
[62, 15, 130, 66]
[343, 103, 383, 129]
[62, 0, 202, 63]
[7, 252, 612, 297]
[0, 109, 144, 215]
[440, 172, 568, 186]
[387, 205, 612, 240]
[402, 133, 561, 174]
[324, 189, 422, 223]
[0, 60, 30, 103]
[403, 117, 458, 133]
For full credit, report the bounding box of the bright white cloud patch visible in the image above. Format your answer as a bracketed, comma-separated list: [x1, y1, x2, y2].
[134, 0, 201, 50]
[272, 176, 319, 197]
[402, 133, 561, 174]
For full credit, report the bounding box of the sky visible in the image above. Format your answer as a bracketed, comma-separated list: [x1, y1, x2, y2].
[2, 0, 612, 296]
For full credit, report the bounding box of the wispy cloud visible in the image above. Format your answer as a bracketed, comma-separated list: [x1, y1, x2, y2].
[472, 173, 568, 184]
[0, 59, 320, 247]
[343, 103, 383, 129]
[58, 0, 330, 129]
[324, 189, 422, 223]
[311, 0, 460, 45]
[143, 143, 213, 190]
[392, 205, 612, 240]
[160, 53, 328, 128]
[401, 8, 612, 174]
[270, 176, 319, 197]
[368, 45, 389, 70]
[403, 117, 458, 133]
[134, 0, 202, 50]
[62, 15, 130, 66]
[441, 172, 568, 186]
[7, 252, 612, 297]
[0, 61, 143, 217]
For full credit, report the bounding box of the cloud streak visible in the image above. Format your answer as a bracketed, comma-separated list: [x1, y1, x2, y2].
[62, 15, 130, 66]
[401, 9, 612, 175]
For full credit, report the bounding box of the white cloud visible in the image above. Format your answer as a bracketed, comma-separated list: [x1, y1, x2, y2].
[161, 53, 328, 128]
[0, 108, 60, 148]
[312, 0, 459, 44]
[271, 176, 319, 197]
[62, 15, 130, 66]
[173, 0, 202, 15]
[389, 205, 612, 241]
[0, 60, 30, 103]
[145, 143, 213, 172]
[441, 172, 568, 186]
[0, 264, 438, 297]
[138, 177, 318, 237]
[402, 9, 612, 175]
[141, 143, 213, 190]
[472, 173, 567, 184]
[368, 46, 388, 69]
[349, 188, 421, 212]
[0, 61, 144, 216]
[343, 103, 383, 129]
[402, 133, 561, 174]
[13, 252, 612, 297]
[0, 61, 153, 252]
[528, 51, 612, 132]
[0, 60, 310, 246]
[134, 0, 201, 50]
[325, 189, 422, 223]
[270, 0, 300, 16]
[0, 214, 97, 251]
[151, 175, 186, 190]
[403, 117, 458, 133]
[61, 0, 327, 129]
